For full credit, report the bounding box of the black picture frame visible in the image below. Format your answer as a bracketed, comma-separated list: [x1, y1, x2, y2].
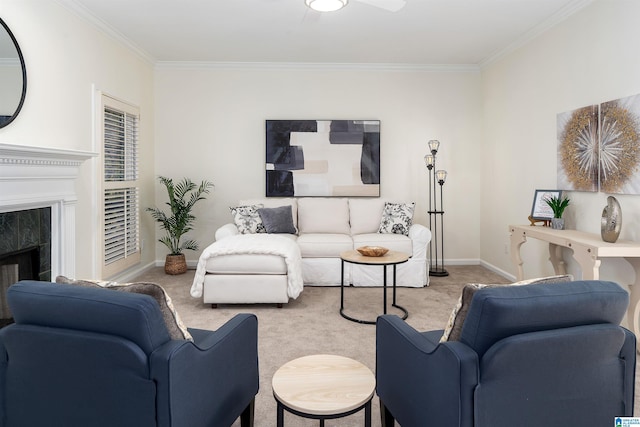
[530, 189, 562, 220]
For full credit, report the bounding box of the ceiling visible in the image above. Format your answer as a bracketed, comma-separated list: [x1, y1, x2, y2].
[59, 0, 593, 67]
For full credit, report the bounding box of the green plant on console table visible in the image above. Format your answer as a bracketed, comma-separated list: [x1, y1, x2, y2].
[544, 195, 570, 218]
[146, 176, 213, 255]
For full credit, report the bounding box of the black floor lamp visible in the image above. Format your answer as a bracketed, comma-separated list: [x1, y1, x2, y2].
[424, 139, 448, 277]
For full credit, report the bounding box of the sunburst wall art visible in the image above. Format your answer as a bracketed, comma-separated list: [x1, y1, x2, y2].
[599, 94, 640, 194]
[557, 94, 640, 194]
[557, 105, 599, 192]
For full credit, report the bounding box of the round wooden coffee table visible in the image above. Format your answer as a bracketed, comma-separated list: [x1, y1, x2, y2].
[340, 249, 410, 324]
[272, 354, 376, 427]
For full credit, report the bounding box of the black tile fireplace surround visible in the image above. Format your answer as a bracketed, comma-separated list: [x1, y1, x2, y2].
[0, 207, 51, 282]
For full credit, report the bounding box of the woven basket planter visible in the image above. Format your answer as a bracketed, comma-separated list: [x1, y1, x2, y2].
[165, 254, 187, 275]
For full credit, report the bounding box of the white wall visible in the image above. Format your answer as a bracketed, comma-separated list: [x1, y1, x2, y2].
[481, 0, 640, 283]
[153, 66, 483, 265]
[0, 0, 157, 278]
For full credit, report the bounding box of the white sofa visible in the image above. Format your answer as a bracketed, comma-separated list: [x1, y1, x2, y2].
[193, 198, 431, 307]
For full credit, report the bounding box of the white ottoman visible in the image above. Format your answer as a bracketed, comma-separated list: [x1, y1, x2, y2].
[192, 234, 304, 308]
[203, 253, 290, 308]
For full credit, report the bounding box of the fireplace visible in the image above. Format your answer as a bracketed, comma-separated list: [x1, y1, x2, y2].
[0, 143, 95, 287]
[0, 242, 44, 321]
[0, 207, 51, 281]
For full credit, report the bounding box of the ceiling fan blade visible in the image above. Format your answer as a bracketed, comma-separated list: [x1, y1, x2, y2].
[302, 6, 322, 24]
[353, 0, 406, 12]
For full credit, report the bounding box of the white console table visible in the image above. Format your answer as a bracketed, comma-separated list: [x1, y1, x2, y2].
[509, 224, 640, 349]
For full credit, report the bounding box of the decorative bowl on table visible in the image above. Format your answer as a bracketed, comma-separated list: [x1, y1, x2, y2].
[357, 246, 389, 257]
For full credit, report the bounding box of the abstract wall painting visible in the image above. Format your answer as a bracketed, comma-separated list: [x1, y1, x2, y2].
[265, 120, 380, 197]
[556, 94, 640, 194]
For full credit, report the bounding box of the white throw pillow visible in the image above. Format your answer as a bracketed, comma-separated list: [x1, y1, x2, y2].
[298, 198, 350, 234]
[349, 199, 386, 235]
[378, 202, 415, 236]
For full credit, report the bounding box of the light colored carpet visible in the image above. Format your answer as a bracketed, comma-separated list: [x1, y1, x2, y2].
[133, 265, 639, 426]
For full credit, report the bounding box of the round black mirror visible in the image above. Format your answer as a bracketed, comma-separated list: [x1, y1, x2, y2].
[0, 18, 26, 128]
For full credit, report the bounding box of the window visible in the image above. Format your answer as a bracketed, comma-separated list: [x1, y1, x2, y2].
[101, 95, 141, 277]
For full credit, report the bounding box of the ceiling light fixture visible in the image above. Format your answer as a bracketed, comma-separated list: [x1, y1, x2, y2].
[305, 0, 348, 12]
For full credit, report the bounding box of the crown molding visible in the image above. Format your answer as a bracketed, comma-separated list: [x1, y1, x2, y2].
[155, 61, 481, 73]
[53, 0, 156, 65]
[479, 0, 596, 69]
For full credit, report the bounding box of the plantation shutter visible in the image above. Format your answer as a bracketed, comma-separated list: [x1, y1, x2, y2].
[101, 95, 141, 277]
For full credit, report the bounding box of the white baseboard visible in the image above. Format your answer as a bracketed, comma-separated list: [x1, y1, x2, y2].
[444, 258, 480, 266]
[436, 258, 516, 281]
[153, 259, 199, 268]
[108, 259, 198, 282]
[109, 261, 157, 283]
[479, 260, 516, 281]
[141, 257, 516, 283]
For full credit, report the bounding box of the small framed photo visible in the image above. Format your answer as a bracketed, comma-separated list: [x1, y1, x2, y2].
[530, 189, 561, 220]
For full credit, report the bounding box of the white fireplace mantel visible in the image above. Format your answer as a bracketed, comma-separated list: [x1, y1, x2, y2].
[0, 143, 97, 277]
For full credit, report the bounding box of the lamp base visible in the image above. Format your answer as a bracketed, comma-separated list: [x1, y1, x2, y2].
[429, 268, 449, 277]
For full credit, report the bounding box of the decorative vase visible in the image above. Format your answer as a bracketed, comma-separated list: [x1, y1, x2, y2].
[165, 254, 187, 275]
[601, 196, 622, 243]
[551, 218, 565, 230]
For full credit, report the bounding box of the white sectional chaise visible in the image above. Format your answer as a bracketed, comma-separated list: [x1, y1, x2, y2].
[191, 197, 431, 307]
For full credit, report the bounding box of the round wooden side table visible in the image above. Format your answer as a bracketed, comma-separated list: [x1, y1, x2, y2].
[272, 354, 376, 427]
[340, 250, 410, 324]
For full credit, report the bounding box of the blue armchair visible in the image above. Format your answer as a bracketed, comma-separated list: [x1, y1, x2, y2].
[0, 280, 259, 427]
[376, 280, 636, 427]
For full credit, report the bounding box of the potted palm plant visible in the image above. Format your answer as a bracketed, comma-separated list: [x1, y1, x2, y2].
[544, 195, 570, 230]
[147, 176, 213, 274]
